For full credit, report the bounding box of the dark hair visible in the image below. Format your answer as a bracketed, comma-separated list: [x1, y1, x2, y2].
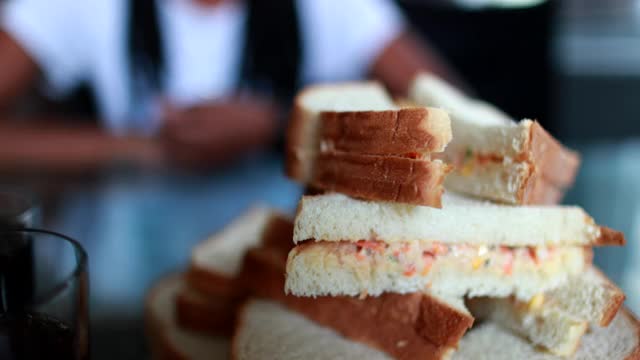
[127, 0, 302, 102]
[241, 0, 302, 102]
[127, 0, 165, 91]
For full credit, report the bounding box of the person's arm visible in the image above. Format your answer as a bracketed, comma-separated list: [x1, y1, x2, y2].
[370, 31, 470, 96]
[158, 98, 279, 169]
[0, 31, 161, 172]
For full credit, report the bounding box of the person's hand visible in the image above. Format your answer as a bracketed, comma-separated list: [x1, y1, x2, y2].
[158, 97, 279, 169]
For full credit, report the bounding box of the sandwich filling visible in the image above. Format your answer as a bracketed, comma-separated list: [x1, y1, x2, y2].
[286, 240, 587, 299]
[299, 240, 580, 277]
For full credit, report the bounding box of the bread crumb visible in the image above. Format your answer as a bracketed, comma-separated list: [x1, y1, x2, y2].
[396, 340, 408, 348]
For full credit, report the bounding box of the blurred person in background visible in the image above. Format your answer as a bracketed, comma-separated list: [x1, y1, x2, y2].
[0, 0, 462, 171]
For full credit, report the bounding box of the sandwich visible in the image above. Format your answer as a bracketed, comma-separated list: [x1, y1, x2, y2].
[466, 266, 625, 356]
[239, 244, 474, 360]
[285, 192, 625, 356]
[409, 73, 580, 205]
[186, 206, 279, 298]
[178, 206, 292, 335]
[232, 298, 640, 360]
[285, 82, 453, 207]
[145, 273, 230, 360]
[167, 206, 475, 360]
[285, 192, 623, 300]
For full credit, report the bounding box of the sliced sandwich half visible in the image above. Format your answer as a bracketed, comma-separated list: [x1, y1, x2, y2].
[187, 206, 278, 298]
[286, 82, 453, 207]
[233, 299, 640, 360]
[178, 206, 292, 334]
[239, 244, 473, 360]
[467, 267, 625, 356]
[286, 193, 624, 301]
[145, 274, 230, 360]
[409, 73, 580, 205]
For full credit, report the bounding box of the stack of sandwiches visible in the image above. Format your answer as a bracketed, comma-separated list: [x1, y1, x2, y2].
[408, 74, 581, 205]
[145, 74, 639, 359]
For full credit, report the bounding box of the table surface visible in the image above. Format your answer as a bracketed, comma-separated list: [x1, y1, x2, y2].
[39, 143, 640, 359]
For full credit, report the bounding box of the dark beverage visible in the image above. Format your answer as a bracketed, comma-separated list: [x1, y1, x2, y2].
[0, 192, 36, 312]
[0, 237, 35, 313]
[0, 227, 88, 360]
[0, 311, 86, 360]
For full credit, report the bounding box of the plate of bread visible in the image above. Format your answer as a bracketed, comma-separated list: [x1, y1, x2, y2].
[145, 74, 638, 360]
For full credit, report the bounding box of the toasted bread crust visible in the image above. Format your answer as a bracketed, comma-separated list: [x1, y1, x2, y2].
[528, 121, 581, 188]
[174, 288, 237, 336]
[521, 174, 565, 205]
[238, 247, 473, 360]
[185, 265, 241, 299]
[320, 108, 451, 155]
[260, 214, 295, 252]
[590, 267, 627, 327]
[623, 308, 640, 360]
[285, 110, 316, 182]
[285, 83, 451, 206]
[145, 273, 190, 360]
[596, 226, 626, 247]
[312, 152, 449, 207]
[186, 213, 294, 298]
[285, 81, 389, 182]
[602, 290, 626, 327]
[511, 121, 580, 204]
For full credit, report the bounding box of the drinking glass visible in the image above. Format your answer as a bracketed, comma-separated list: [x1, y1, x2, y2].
[0, 228, 89, 359]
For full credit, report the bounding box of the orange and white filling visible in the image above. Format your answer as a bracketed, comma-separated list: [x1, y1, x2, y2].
[296, 240, 586, 280]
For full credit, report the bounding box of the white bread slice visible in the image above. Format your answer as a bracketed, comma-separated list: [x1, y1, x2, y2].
[285, 240, 588, 300]
[293, 193, 624, 247]
[409, 73, 580, 205]
[286, 82, 396, 182]
[145, 274, 229, 360]
[232, 298, 640, 360]
[545, 267, 625, 327]
[187, 206, 290, 297]
[467, 297, 588, 356]
[409, 73, 512, 127]
[232, 299, 393, 360]
[466, 266, 625, 356]
[453, 309, 640, 360]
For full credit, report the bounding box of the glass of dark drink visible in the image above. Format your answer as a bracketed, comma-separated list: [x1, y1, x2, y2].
[0, 228, 89, 360]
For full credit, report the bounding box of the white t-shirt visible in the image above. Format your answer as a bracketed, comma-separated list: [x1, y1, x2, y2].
[1, 0, 404, 135]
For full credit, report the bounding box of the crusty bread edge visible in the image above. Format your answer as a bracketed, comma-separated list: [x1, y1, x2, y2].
[174, 289, 236, 336]
[286, 81, 388, 182]
[590, 267, 627, 327]
[319, 107, 452, 155]
[623, 308, 640, 360]
[311, 153, 449, 207]
[528, 121, 581, 188]
[522, 175, 565, 205]
[185, 210, 293, 298]
[144, 273, 189, 360]
[596, 226, 626, 247]
[185, 264, 239, 298]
